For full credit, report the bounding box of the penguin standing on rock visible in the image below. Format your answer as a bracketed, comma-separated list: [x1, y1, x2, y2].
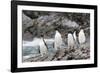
[73, 31, 77, 42]
[73, 29, 80, 48]
[39, 35, 48, 57]
[68, 33, 75, 49]
[78, 29, 86, 44]
[54, 30, 63, 50]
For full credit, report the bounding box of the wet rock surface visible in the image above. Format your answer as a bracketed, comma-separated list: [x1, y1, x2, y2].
[23, 44, 90, 62]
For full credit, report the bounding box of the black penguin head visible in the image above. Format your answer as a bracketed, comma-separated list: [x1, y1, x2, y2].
[55, 28, 58, 31]
[41, 34, 44, 37]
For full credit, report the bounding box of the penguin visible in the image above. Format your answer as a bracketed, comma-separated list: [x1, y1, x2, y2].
[78, 29, 86, 44]
[73, 31, 80, 48]
[73, 31, 77, 42]
[39, 37, 48, 57]
[68, 33, 75, 49]
[54, 30, 63, 50]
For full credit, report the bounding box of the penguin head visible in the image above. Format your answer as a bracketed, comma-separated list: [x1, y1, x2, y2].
[56, 30, 60, 36]
[80, 29, 84, 32]
[41, 34, 44, 37]
[56, 30, 58, 33]
[55, 28, 59, 33]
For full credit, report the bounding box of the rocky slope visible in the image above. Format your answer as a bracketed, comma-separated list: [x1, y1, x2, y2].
[22, 10, 90, 41]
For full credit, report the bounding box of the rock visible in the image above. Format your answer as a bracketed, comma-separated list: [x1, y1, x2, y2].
[22, 13, 33, 28]
[22, 13, 34, 41]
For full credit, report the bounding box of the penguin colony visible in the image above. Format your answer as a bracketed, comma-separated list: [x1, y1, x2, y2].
[39, 29, 86, 57]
